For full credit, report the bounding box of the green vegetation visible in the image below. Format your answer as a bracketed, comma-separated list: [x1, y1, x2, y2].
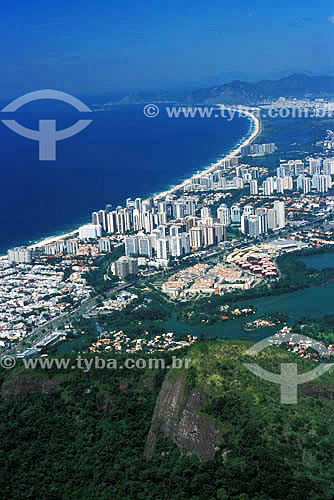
[97, 292, 171, 338]
[275, 251, 334, 291]
[177, 300, 254, 325]
[85, 246, 124, 294]
[243, 312, 289, 330]
[0, 340, 333, 499]
[293, 314, 334, 344]
[226, 226, 242, 240]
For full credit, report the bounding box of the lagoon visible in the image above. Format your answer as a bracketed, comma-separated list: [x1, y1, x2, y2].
[298, 252, 334, 270]
[163, 281, 334, 341]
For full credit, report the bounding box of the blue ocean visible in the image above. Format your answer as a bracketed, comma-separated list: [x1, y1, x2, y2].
[0, 101, 250, 253]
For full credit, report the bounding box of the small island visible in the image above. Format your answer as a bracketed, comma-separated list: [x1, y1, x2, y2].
[243, 312, 289, 330]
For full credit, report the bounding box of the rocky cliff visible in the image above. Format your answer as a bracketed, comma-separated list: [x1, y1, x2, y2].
[144, 373, 220, 461]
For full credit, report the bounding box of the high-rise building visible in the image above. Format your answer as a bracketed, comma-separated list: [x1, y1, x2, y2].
[240, 215, 249, 234]
[157, 225, 167, 238]
[202, 226, 216, 246]
[169, 236, 183, 257]
[267, 209, 277, 230]
[170, 225, 181, 237]
[143, 211, 154, 233]
[249, 180, 258, 195]
[79, 224, 102, 239]
[123, 208, 132, 232]
[98, 210, 107, 231]
[308, 158, 322, 175]
[230, 205, 241, 224]
[114, 257, 138, 278]
[141, 200, 152, 212]
[201, 207, 211, 219]
[44, 241, 65, 255]
[256, 208, 268, 234]
[157, 212, 167, 225]
[217, 204, 231, 225]
[283, 176, 293, 190]
[248, 215, 260, 238]
[294, 160, 304, 176]
[116, 211, 125, 234]
[175, 201, 185, 220]
[303, 177, 311, 194]
[233, 177, 244, 189]
[66, 239, 79, 255]
[296, 174, 304, 191]
[134, 198, 142, 211]
[323, 158, 334, 175]
[263, 180, 273, 196]
[189, 227, 203, 249]
[315, 174, 330, 193]
[138, 235, 153, 258]
[8, 247, 34, 264]
[276, 178, 284, 194]
[181, 233, 191, 254]
[184, 198, 196, 216]
[107, 212, 117, 233]
[91, 211, 99, 225]
[132, 209, 142, 231]
[214, 223, 225, 243]
[273, 201, 285, 229]
[125, 236, 139, 257]
[156, 238, 169, 260]
[243, 205, 254, 216]
[98, 238, 113, 253]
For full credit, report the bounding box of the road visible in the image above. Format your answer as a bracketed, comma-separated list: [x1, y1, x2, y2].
[5, 281, 135, 356]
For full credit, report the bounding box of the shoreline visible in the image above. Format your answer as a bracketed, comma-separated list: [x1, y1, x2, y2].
[27, 230, 79, 250]
[153, 106, 261, 200]
[10, 107, 261, 253]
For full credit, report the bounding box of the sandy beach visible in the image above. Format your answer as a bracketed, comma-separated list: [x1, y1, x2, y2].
[26, 107, 260, 250]
[28, 230, 79, 250]
[154, 106, 261, 201]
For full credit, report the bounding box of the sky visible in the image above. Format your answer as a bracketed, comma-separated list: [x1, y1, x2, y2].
[1, 0, 333, 99]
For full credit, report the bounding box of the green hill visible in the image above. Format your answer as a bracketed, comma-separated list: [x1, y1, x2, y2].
[0, 341, 333, 500]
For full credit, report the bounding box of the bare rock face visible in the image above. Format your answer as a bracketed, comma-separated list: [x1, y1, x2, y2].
[1, 371, 60, 400]
[144, 374, 220, 462]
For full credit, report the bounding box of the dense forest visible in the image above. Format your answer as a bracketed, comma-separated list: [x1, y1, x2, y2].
[0, 340, 333, 500]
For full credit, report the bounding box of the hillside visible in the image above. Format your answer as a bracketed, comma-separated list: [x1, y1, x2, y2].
[0, 341, 334, 500]
[118, 74, 334, 105]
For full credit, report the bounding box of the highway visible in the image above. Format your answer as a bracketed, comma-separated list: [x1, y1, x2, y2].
[6, 281, 135, 357]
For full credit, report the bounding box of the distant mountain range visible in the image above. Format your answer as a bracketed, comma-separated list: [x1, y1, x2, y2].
[117, 74, 334, 105]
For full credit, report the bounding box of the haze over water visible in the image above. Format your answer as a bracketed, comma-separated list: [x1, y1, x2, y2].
[0, 103, 249, 253]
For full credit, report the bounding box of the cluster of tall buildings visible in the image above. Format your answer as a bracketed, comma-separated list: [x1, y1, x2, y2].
[187, 171, 244, 192]
[217, 204, 241, 225]
[241, 143, 277, 157]
[295, 158, 334, 194]
[240, 201, 285, 237]
[8, 247, 34, 264]
[124, 219, 225, 261]
[260, 176, 294, 195]
[89, 196, 227, 263]
[43, 237, 113, 256]
[91, 197, 196, 235]
[113, 256, 138, 279]
[213, 201, 285, 238]
[252, 158, 334, 196]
